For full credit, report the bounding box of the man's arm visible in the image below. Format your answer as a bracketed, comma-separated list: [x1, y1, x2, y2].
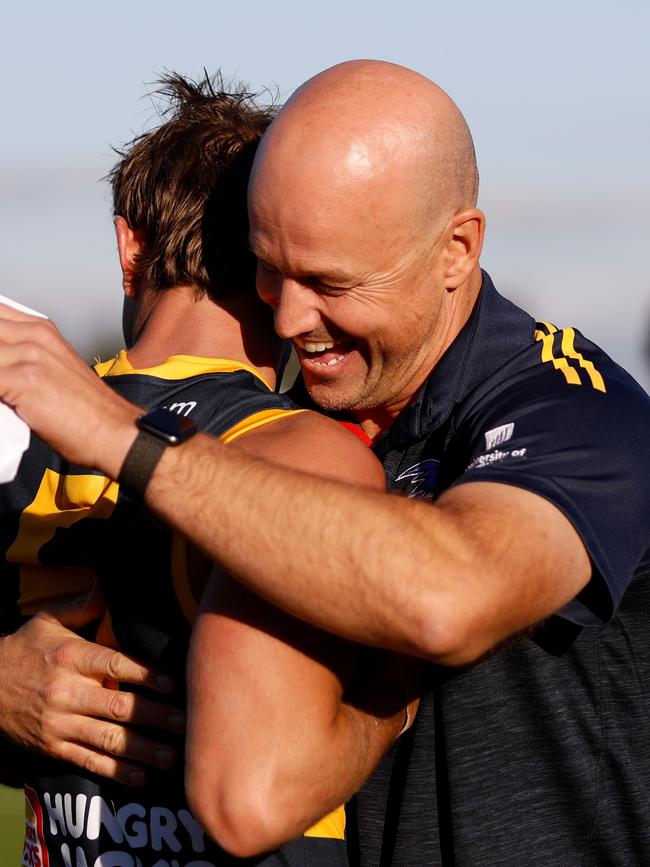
[0, 306, 590, 664]
[187, 573, 416, 856]
[184, 412, 416, 856]
[156, 441, 590, 664]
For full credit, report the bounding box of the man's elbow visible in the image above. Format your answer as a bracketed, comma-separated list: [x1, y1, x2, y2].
[185, 766, 304, 858]
[411, 592, 496, 667]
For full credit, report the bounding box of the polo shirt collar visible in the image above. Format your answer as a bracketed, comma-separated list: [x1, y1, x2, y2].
[379, 270, 536, 445]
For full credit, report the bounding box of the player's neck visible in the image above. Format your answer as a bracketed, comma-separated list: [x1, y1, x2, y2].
[126, 285, 280, 388]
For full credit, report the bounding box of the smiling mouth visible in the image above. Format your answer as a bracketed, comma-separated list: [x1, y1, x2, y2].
[294, 338, 354, 370]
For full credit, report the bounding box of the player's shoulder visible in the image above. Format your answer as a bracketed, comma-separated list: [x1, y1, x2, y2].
[98, 352, 303, 440]
[233, 408, 385, 489]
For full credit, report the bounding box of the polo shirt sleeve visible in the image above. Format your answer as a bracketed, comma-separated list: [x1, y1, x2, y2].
[448, 330, 650, 626]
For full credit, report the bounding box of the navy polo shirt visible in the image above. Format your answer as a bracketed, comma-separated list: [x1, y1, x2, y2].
[351, 272, 650, 866]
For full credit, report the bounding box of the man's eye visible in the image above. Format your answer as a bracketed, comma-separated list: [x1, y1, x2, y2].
[315, 279, 348, 295]
[258, 260, 280, 275]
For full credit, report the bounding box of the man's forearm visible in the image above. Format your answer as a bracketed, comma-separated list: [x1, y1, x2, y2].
[145, 433, 590, 663]
[148, 433, 433, 656]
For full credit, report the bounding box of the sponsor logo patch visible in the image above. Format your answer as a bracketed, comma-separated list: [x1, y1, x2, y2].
[21, 786, 213, 866]
[484, 422, 514, 451]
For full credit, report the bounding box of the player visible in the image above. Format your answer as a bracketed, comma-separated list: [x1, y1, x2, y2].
[0, 74, 417, 866]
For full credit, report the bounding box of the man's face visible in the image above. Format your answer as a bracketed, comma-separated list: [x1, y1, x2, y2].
[250, 171, 450, 422]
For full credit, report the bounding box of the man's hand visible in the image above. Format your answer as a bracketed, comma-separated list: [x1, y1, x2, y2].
[0, 592, 184, 786]
[0, 305, 137, 477]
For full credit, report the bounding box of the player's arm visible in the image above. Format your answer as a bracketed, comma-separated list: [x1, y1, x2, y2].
[187, 574, 418, 857]
[0, 306, 591, 664]
[185, 413, 419, 856]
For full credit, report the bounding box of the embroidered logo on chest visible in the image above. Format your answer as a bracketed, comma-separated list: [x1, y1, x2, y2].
[394, 459, 440, 498]
[163, 400, 197, 418]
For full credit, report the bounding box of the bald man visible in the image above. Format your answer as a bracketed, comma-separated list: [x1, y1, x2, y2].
[1, 60, 650, 865]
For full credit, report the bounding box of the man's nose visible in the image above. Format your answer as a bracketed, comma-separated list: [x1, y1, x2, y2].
[258, 271, 321, 339]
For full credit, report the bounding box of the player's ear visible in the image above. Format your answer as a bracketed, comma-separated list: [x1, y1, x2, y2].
[443, 208, 485, 289]
[114, 216, 144, 298]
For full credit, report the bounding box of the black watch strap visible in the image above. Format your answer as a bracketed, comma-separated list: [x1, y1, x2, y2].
[118, 429, 168, 499]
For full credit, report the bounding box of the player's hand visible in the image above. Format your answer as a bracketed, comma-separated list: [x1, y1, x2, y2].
[0, 590, 185, 786]
[0, 305, 138, 478]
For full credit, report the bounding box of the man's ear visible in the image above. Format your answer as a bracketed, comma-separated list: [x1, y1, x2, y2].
[114, 216, 144, 298]
[443, 209, 486, 289]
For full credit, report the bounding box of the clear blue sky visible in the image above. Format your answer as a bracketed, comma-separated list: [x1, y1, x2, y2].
[2, 0, 648, 387]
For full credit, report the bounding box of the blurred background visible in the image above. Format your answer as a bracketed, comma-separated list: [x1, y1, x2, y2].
[1, 0, 649, 857]
[2, 0, 649, 388]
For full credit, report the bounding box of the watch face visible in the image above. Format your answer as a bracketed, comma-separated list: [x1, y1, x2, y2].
[138, 407, 198, 444]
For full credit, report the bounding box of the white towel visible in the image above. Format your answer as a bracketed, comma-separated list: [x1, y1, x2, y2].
[0, 294, 47, 483]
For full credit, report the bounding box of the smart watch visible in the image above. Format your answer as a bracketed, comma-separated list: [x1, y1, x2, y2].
[118, 407, 199, 499]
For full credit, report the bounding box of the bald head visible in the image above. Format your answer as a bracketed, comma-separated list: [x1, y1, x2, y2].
[250, 60, 478, 242]
[249, 62, 485, 419]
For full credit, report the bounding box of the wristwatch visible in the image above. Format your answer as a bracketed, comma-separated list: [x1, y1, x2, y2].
[118, 407, 198, 499]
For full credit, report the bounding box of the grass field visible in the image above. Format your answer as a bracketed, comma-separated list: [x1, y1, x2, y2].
[0, 785, 24, 864]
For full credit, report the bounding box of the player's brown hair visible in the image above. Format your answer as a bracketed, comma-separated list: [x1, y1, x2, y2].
[109, 72, 276, 299]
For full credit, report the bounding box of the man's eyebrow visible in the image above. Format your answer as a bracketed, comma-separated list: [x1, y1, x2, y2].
[247, 248, 352, 285]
